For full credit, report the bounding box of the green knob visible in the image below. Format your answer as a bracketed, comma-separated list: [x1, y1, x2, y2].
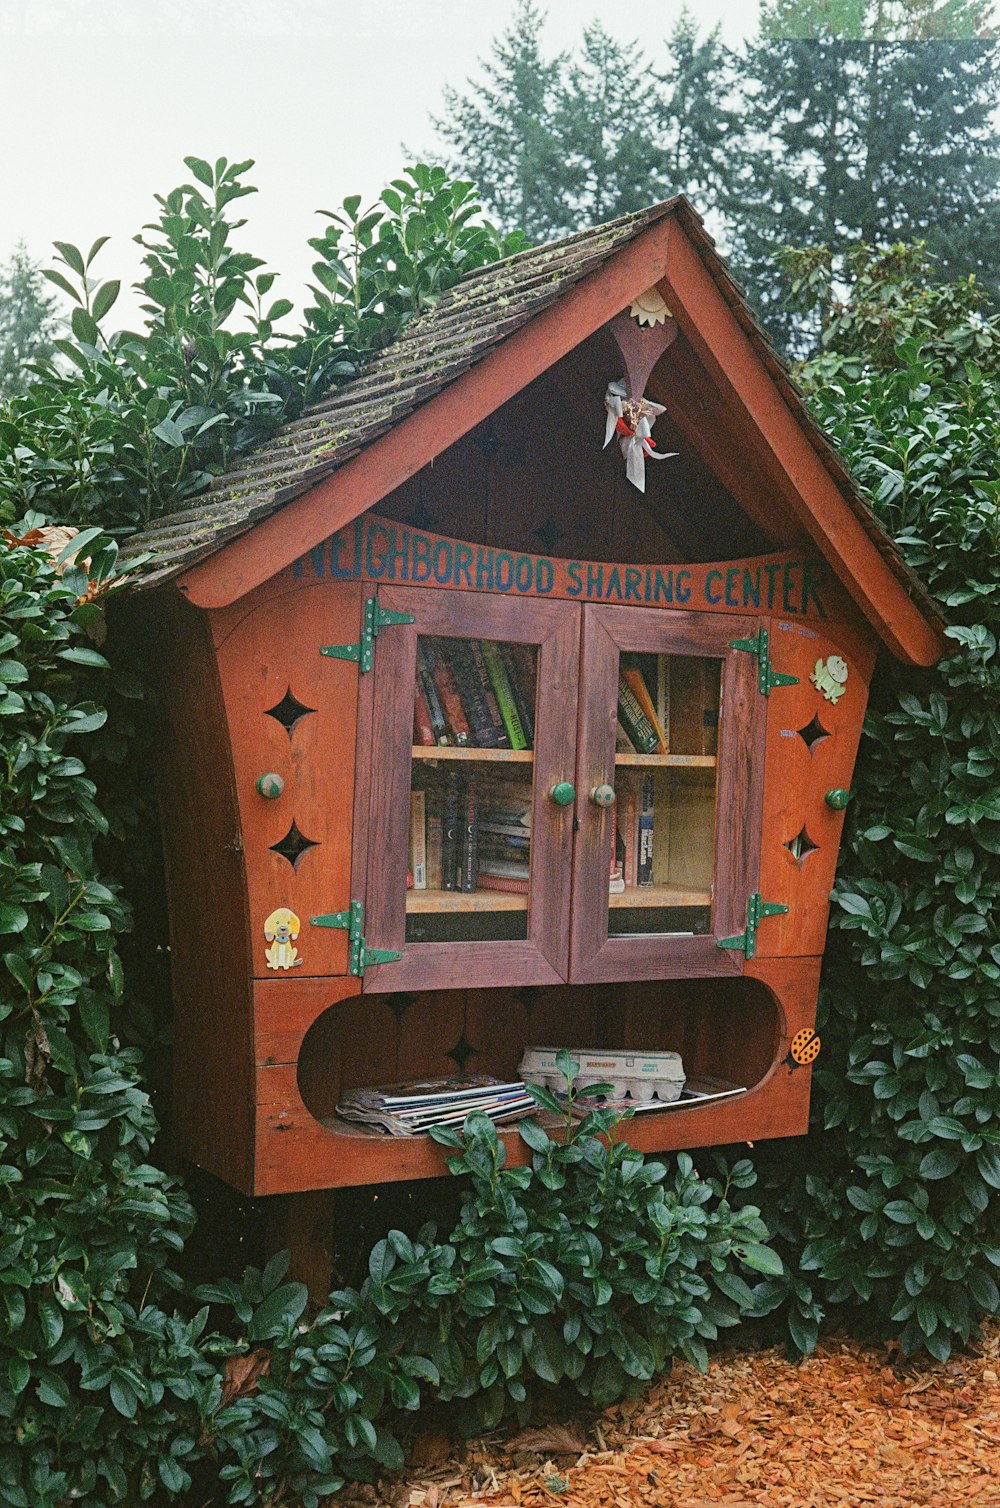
[825, 788, 850, 810]
[550, 781, 575, 806]
[590, 783, 616, 808]
[256, 772, 285, 799]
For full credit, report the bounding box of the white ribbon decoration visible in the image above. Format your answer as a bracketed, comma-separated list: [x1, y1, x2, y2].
[603, 382, 676, 492]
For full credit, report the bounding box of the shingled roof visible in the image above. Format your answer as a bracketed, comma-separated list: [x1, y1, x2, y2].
[121, 200, 675, 590]
[121, 197, 941, 634]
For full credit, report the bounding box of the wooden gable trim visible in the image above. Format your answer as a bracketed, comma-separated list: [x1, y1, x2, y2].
[658, 233, 943, 667]
[176, 214, 682, 610]
[176, 211, 942, 666]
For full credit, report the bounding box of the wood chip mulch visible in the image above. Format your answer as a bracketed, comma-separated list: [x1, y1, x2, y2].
[336, 1325, 1000, 1507]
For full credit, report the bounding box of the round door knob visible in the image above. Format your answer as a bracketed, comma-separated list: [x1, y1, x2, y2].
[590, 783, 616, 808]
[256, 772, 285, 799]
[550, 781, 576, 806]
[825, 788, 850, 810]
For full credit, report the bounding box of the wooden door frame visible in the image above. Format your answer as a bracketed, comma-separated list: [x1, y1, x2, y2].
[359, 585, 581, 992]
[569, 605, 765, 984]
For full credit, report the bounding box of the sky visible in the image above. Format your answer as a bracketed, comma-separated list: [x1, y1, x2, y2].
[0, 0, 761, 324]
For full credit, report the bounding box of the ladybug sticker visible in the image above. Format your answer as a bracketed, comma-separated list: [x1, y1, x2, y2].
[784, 1028, 821, 1073]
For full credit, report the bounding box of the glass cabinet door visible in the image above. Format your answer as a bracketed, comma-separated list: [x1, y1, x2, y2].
[358, 586, 580, 991]
[569, 605, 765, 984]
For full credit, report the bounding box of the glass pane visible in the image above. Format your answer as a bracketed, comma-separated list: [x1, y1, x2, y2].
[406, 634, 537, 944]
[608, 651, 720, 938]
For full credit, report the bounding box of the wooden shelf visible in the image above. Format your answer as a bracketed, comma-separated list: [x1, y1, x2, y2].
[615, 752, 716, 768]
[406, 887, 528, 913]
[412, 746, 534, 763]
[608, 884, 711, 909]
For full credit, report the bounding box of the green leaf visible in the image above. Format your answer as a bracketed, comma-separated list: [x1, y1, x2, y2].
[70, 306, 100, 346]
[91, 280, 121, 322]
[919, 1148, 961, 1179]
[53, 240, 85, 274]
[0, 905, 28, 935]
[247, 1281, 308, 1340]
[738, 1242, 784, 1277]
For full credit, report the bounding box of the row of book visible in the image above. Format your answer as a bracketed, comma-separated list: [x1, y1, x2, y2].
[414, 637, 536, 751]
[409, 772, 533, 895]
[610, 770, 657, 893]
[336, 1076, 535, 1137]
[617, 659, 670, 756]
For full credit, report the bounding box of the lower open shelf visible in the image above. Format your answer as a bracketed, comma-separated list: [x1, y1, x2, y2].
[273, 975, 793, 1190]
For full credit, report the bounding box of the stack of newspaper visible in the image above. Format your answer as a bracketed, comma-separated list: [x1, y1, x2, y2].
[336, 1075, 535, 1137]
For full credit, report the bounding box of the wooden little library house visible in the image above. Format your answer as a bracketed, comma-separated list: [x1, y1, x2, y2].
[124, 197, 943, 1203]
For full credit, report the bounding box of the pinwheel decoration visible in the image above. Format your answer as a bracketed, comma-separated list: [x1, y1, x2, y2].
[603, 380, 677, 493]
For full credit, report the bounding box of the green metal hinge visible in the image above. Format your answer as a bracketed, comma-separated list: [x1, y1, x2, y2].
[309, 898, 402, 976]
[729, 626, 799, 697]
[320, 594, 415, 673]
[718, 891, 789, 960]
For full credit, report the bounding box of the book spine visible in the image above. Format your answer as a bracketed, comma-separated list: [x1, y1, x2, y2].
[425, 807, 443, 889]
[623, 666, 668, 754]
[617, 673, 659, 755]
[409, 789, 427, 889]
[468, 641, 510, 746]
[444, 640, 498, 748]
[441, 771, 459, 891]
[477, 872, 530, 895]
[638, 772, 655, 887]
[624, 776, 638, 889]
[413, 681, 434, 747]
[501, 642, 535, 746]
[417, 645, 450, 745]
[430, 645, 471, 745]
[609, 796, 624, 892]
[656, 656, 671, 752]
[480, 640, 527, 750]
[478, 858, 530, 880]
[459, 773, 478, 893]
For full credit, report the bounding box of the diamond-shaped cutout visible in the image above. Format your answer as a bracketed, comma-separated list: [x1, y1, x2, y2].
[446, 1033, 477, 1072]
[531, 518, 561, 554]
[270, 821, 319, 869]
[386, 992, 417, 1024]
[796, 713, 831, 754]
[265, 689, 316, 734]
[784, 826, 820, 864]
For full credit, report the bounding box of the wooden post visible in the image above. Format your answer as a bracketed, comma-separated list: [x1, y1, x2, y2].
[280, 1190, 336, 1306]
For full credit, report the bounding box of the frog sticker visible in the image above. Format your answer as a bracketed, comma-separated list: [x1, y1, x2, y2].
[810, 654, 848, 705]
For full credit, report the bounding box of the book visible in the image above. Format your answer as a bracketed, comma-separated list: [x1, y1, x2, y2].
[617, 673, 659, 755]
[477, 857, 530, 880]
[428, 641, 471, 745]
[656, 656, 671, 751]
[409, 789, 427, 889]
[637, 772, 655, 886]
[480, 640, 527, 750]
[478, 872, 530, 895]
[445, 639, 499, 748]
[623, 776, 638, 889]
[413, 682, 434, 747]
[426, 806, 443, 889]
[458, 773, 478, 894]
[609, 796, 625, 894]
[623, 665, 668, 754]
[441, 771, 460, 891]
[616, 719, 636, 753]
[417, 645, 450, 745]
[500, 642, 535, 747]
[468, 640, 510, 746]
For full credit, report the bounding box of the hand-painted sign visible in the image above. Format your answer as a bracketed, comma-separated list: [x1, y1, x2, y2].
[293, 514, 836, 621]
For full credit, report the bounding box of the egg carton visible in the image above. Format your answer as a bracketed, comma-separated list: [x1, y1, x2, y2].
[519, 1046, 685, 1104]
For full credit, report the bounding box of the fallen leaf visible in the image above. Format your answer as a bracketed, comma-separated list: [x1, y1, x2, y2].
[220, 1348, 270, 1406]
[506, 1424, 587, 1457]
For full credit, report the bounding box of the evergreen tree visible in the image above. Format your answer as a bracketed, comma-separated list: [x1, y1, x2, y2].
[0, 243, 59, 399]
[730, 0, 1000, 345]
[431, 1, 567, 241]
[652, 10, 742, 215]
[553, 23, 662, 228]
